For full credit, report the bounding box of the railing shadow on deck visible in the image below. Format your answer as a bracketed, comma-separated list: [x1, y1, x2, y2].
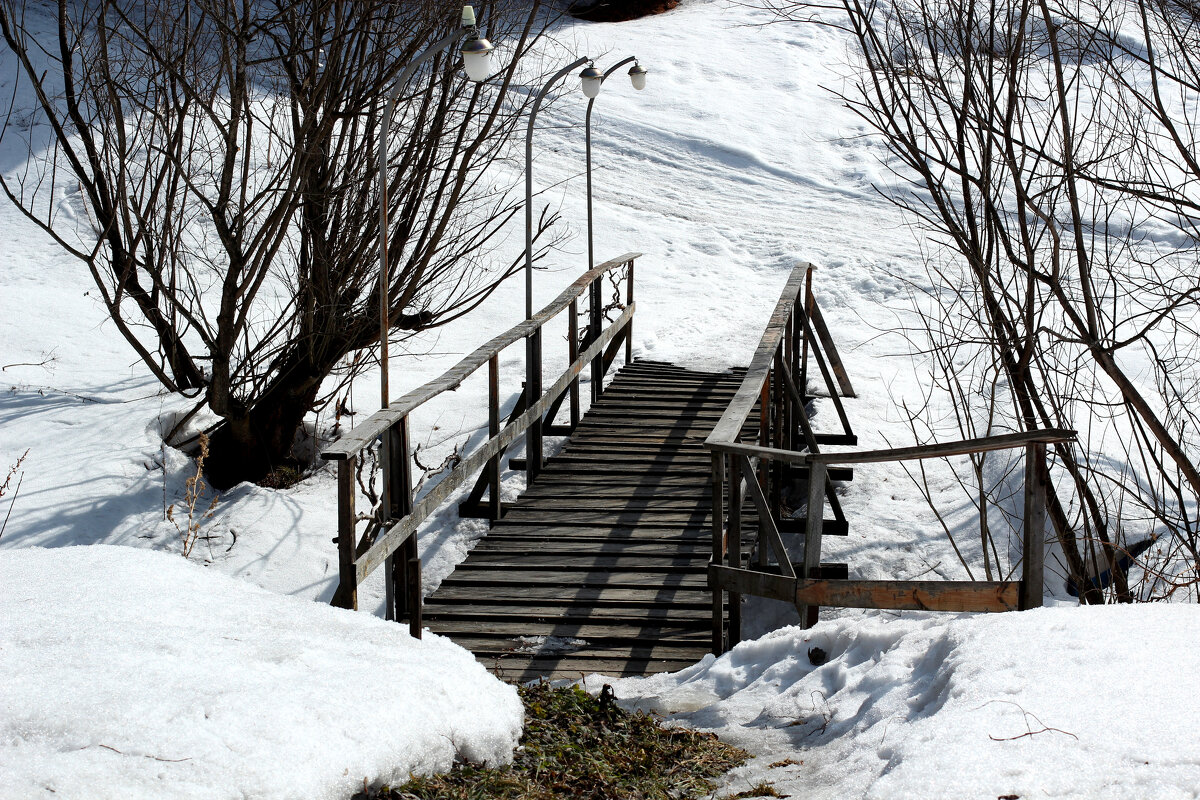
[320, 253, 641, 634]
[704, 262, 1077, 654]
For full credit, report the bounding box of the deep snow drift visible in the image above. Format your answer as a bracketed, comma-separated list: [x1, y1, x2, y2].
[600, 605, 1200, 800]
[0, 546, 523, 800]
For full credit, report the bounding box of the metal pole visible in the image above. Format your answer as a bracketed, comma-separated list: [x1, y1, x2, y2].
[377, 22, 469, 622]
[379, 27, 465, 410]
[524, 56, 589, 485]
[585, 57, 636, 273]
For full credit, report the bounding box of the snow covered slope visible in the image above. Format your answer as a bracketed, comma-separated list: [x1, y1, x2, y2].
[0, 546, 522, 800]
[601, 606, 1200, 799]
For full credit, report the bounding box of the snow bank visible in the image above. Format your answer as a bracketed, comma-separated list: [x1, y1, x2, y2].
[0, 546, 522, 800]
[600, 606, 1200, 799]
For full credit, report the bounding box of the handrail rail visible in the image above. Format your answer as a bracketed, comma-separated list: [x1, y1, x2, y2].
[705, 263, 812, 447]
[709, 429, 1077, 466]
[323, 251, 642, 461]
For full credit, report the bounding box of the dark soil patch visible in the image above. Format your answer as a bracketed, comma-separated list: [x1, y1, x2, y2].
[567, 0, 680, 23]
[356, 683, 748, 799]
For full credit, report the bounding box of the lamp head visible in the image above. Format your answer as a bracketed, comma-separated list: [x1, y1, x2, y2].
[461, 35, 494, 82]
[580, 64, 603, 99]
[628, 63, 648, 91]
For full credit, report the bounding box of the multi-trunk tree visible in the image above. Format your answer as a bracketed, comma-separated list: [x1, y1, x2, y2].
[0, 0, 555, 487]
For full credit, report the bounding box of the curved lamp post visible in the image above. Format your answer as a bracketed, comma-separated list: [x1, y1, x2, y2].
[377, 5, 494, 625]
[522, 57, 596, 483]
[379, 5, 494, 409]
[584, 58, 646, 402]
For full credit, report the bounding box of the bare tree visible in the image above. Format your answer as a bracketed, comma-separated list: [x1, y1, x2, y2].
[0, 0, 559, 487]
[768, 0, 1200, 600]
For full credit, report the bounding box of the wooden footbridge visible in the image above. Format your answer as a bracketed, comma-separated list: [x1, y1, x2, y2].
[323, 255, 1073, 682]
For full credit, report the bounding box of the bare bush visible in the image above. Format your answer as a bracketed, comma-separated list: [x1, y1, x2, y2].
[771, 0, 1200, 600]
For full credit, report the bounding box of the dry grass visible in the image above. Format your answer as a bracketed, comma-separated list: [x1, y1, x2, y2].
[357, 683, 748, 800]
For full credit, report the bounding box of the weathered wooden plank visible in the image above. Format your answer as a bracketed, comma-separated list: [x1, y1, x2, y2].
[509, 498, 714, 512]
[422, 605, 713, 623]
[453, 639, 711, 660]
[428, 620, 712, 640]
[499, 510, 719, 527]
[437, 571, 709, 589]
[426, 585, 712, 604]
[324, 253, 641, 460]
[478, 524, 709, 539]
[451, 558, 707, 573]
[521, 484, 711, 499]
[470, 542, 711, 559]
[484, 657, 702, 680]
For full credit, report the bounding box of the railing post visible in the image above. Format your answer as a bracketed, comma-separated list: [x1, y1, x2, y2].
[800, 268, 813, 395]
[388, 417, 419, 637]
[625, 259, 634, 364]
[800, 460, 826, 628]
[1021, 442, 1047, 610]
[335, 457, 358, 610]
[526, 330, 544, 483]
[728, 454, 742, 645]
[711, 452, 726, 655]
[568, 299, 581, 428]
[590, 275, 602, 403]
[488, 354, 501, 522]
[771, 346, 785, 523]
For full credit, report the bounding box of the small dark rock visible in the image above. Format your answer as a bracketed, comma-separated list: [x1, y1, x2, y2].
[808, 646, 828, 666]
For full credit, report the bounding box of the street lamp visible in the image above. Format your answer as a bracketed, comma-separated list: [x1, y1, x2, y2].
[585, 57, 646, 402]
[522, 56, 597, 484]
[379, 6, 494, 409]
[376, 6, 494, 624]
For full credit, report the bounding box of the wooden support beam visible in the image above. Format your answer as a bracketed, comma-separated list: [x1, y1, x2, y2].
[334, 458, 358, 610]
[808, 298, 856, 398]
[1021, 442, 1047, 611]
[709, 567, 1021, 612]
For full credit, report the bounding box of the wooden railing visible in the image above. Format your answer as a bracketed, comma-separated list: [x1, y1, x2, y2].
[704, 262, 1076, 654]
[321, 253, 640, 635]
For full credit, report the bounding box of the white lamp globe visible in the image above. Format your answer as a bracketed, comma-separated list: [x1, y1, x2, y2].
[461, 36, 494, 82]
[629, 63, 648, 91]
[580, 65, 604, 99]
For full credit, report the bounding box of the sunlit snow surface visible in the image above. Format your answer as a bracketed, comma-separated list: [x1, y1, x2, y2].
[3, 0, 1199, 797]
[596, 606, 1200, 799]
[0, 546, 523, 800]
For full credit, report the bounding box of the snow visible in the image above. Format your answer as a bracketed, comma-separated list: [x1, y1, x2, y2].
[597, 605, 1200, 799]
[1, 0, 1198, 797]
[0, 545, 523, 800]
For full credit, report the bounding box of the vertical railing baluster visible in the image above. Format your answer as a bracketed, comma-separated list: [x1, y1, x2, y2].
[569, 298, 580, 428]
[771, 346, 785, 525]
[389, 417, 419, 638]
[1021, 442, 1047, 610]
[711, 452, 726, 655]
[590, 274, 602, 403]
[729, 454, 743, 645]
[526, 328, 544, 483]
[488, 354, 501, 522]
[800, 460, 826, 628]
[625, 259, 635, 365]
[800, 268, 812, 396]
[336, 457, 358, 610]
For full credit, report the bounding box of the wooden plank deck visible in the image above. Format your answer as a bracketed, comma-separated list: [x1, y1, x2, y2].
[424, 360, 755, 682]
